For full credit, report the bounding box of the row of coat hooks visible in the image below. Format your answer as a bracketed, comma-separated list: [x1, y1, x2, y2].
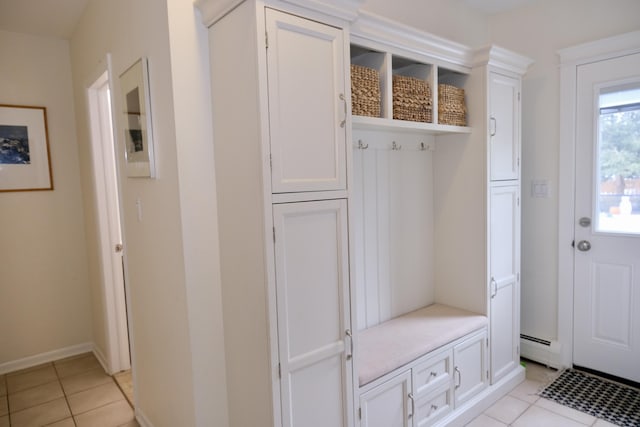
[354, 139, 431, 151]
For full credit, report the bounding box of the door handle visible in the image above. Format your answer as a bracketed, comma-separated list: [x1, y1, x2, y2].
[576, 240, 591, 252]
[115, 243, 124, 253]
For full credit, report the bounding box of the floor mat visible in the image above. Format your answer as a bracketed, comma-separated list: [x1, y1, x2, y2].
[540, 369, 640, 427]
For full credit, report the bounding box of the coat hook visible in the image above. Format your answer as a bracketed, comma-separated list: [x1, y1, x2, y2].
[392, 141, 402, 151]
[357, 139, 369, 150]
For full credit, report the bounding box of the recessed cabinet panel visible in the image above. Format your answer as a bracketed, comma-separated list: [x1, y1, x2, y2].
[490, 184, 520, 383]
[453, 331, 487, 407]
[489, 72, 520, 181]
[273, 199, 352, 427]
[266, 9, 347, 193]
[360, 371, 411, 427]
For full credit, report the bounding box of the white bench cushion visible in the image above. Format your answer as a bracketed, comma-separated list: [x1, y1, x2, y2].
[358, 303, 488, 386]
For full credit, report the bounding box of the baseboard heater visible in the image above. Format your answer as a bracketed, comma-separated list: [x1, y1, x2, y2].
[520, 334, 562, 369]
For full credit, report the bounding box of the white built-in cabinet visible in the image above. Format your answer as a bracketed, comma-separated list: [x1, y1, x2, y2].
[202, 1, 531, 426]
[273, 199, 352, 426]
[265, 9, 348, 193]
[359, 330, 487, 427]
[484, 67, 526, 385]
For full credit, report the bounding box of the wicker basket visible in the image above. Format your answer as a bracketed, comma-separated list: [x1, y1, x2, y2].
[393, 75, 432, 123]
[438, 84, 466, 126]
[351, 64, 381, 117]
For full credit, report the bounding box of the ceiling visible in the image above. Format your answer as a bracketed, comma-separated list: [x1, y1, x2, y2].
[0, 0, 538, 40]
[0, 0, 89, 40]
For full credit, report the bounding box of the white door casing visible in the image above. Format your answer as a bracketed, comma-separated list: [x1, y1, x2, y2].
[265, 8, 348, 193]
[273, 199, 353, 427]
[573, 52, 640, 382]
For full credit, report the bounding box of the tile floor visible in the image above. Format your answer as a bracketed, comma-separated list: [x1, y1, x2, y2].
[0, 353, 137, 427]
[0, 355, 626, 427]
[465, 361, 621, 427]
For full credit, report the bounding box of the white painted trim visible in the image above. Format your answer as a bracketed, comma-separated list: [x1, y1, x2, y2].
[92, 343, 110, 374]
[0, 343, 93, 375]
[351, 10, 473, 72]
[557, 30, 640, 370]
[473, 45, 534, 76]
[195, 0, 362, 27]
[558, 30, 640, 66]
[135, 408, 154, 427]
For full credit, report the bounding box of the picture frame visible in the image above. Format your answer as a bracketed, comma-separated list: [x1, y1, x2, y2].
[119, 57, 155, 178]
[0, 104, 53, 192]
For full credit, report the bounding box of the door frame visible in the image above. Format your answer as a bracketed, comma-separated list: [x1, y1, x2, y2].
[86, 54, 132, 375]
[557, 30, 640, 368]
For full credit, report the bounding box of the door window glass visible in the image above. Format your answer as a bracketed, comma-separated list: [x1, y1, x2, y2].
[596, 84, 640, 234]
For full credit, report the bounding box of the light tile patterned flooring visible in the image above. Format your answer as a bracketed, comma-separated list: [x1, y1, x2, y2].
[1, 355, 625, 427]
[0, 353, 136, 427]
[465, 361, 621, 427]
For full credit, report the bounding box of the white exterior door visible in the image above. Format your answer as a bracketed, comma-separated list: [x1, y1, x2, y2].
[265, 9, 347, 193]
[489, 72, 520, 181]
[273, 199, 353, 427]
[489, 184, 520, 384]
[574, 52, 640, 382]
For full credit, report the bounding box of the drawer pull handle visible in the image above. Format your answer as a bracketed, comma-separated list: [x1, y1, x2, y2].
[431, 404, 438, 413]
[430, 371, 437, 377]
[455, 366, 461, 389]
[408, 393, 415, 419]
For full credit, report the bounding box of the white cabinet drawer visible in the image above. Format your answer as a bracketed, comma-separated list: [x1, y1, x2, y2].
[413, 349, 452, 398]
[414, 385, 452, 427]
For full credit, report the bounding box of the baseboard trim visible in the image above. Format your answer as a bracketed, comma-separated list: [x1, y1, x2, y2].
[520, 337, 562, 370]
[92, 344, 111, 375]
[136, 408, 154, 427]
[0, 342, 93, 375]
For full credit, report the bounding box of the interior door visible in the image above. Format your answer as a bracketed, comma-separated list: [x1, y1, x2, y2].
[574, 52, 640, 383]
[273, 199, 353, 427]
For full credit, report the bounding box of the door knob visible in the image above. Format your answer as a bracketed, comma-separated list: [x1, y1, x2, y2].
[115, 243, 124, 253]
[576, 240, 591, 251]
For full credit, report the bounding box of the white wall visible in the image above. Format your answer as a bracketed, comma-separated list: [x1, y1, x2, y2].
[68, 0, 230, 425]
[165, 2, 229, 426]
[0, 31, 92, 369]
[488, 0, 640, 343]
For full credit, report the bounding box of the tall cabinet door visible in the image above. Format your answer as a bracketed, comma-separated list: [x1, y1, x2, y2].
[489, 72, 520, 181]
[266, 9, 347, 193]
[273, 199, 353, 427]
[489, 184, 520, 384]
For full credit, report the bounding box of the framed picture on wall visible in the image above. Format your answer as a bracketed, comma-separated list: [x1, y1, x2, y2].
[0, 104, 53, 192]
[120, 57, 155, 178]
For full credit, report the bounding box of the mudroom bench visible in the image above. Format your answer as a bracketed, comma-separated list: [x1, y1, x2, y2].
[358, 304, 489, 426]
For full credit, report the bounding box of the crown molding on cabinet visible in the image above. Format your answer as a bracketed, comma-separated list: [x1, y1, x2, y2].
[351, 10, 474, 72]
[195, 0, 362, 27]
[473, 45, 533, 75]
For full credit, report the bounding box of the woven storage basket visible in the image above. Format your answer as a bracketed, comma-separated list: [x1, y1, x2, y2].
[351, 64, 381, 117]
[393, 75, 432, 123]
[438, 84, 466, 126]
